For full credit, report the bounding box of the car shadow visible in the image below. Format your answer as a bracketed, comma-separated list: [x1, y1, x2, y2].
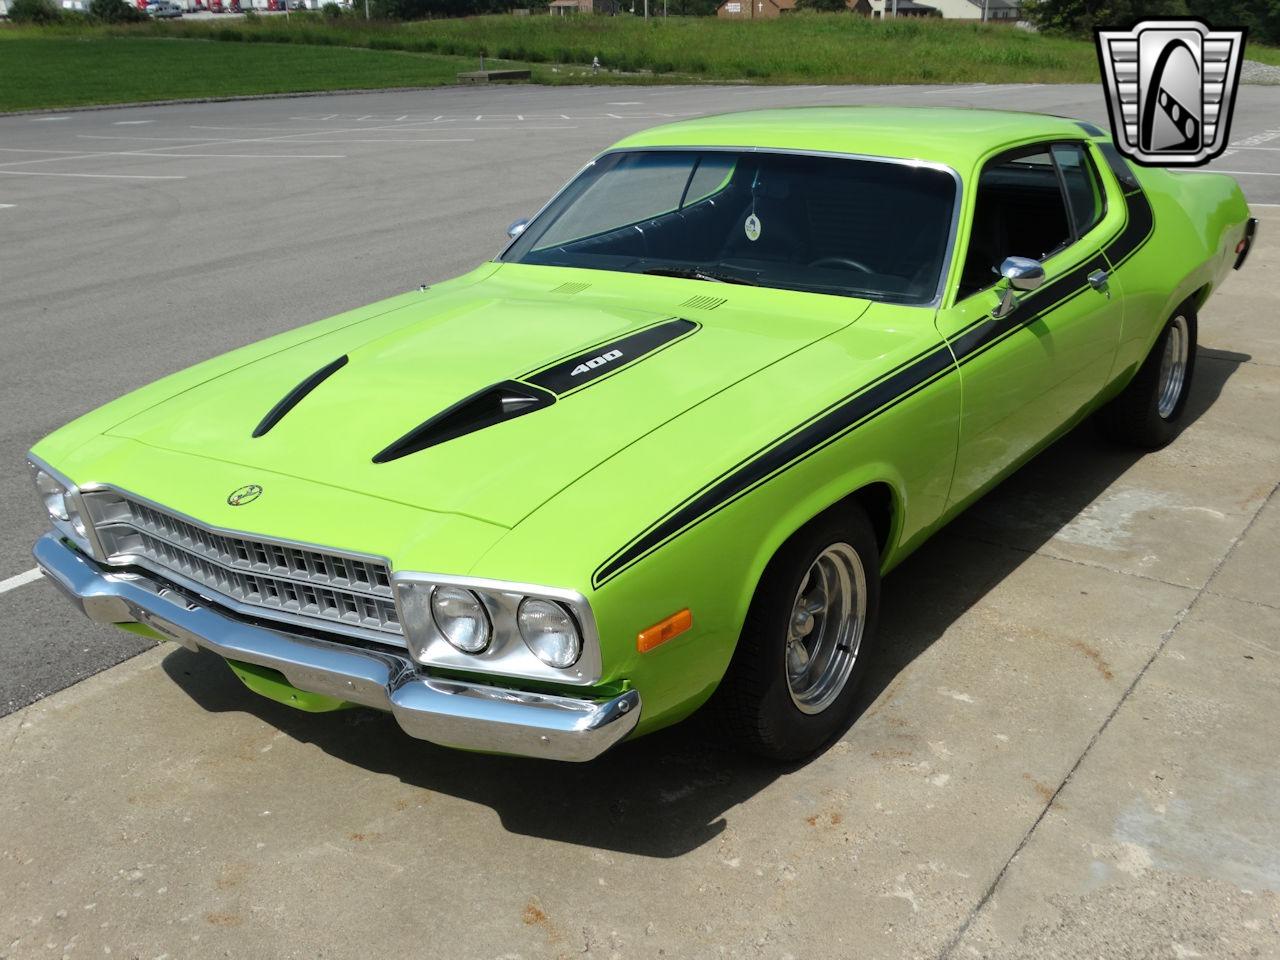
[160, 347, 1245, 859]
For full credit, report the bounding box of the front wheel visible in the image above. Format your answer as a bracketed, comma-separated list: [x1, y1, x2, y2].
[1097, 309, 1198, 449]
[711, 506, 881, 761]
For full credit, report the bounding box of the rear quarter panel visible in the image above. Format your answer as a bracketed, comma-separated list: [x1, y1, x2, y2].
[1109, 167, 1251, 387]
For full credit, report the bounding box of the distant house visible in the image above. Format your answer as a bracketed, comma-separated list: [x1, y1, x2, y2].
[549, 0, 620, 13]
[863, 0, 938, 16]
[867, 0, 1017, 16]
[716, 0, 796, 19]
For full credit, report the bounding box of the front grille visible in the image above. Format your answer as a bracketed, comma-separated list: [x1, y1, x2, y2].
[82, 491, 401, 642]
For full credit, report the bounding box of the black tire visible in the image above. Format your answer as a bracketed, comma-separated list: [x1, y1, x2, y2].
[1097, 307, 1198, 449]
[711, 505, 881, 761]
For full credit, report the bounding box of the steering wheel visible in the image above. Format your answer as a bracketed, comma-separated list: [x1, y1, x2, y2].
[808, 256, 874, 274]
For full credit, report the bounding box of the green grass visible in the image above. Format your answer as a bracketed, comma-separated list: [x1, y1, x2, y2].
[0, 33, 538, 112]
[4, 16, 1280, 112]
[1248, 43, 1280, 66]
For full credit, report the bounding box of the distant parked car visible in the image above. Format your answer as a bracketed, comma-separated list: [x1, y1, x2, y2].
[147, 1, 183, 15]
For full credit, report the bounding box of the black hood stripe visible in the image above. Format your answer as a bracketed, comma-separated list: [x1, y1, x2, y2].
[593, 189, 1154, 587]
[371, 318, 700, 461]
[524, 318, 698, 396]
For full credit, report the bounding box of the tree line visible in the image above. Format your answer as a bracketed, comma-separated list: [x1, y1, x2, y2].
[1023, 0, 1280, 44]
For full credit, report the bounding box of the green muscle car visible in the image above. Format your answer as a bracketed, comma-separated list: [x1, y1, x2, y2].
[29, 108, 1257, 762]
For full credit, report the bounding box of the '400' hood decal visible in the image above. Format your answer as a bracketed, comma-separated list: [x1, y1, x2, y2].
[109, 282, 862, 527]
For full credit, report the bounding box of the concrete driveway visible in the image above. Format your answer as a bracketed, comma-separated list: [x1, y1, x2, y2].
[1, 84, 1278, 959]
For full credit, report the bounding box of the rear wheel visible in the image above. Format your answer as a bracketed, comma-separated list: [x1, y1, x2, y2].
[712, 507, 880, 761]
[1098, 309, 1197, 449]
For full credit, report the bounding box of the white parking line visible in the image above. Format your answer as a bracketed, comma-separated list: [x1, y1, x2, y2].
[0, 148, 346, 168]
[0, 568, 42, 595]
[78, 134, 473, 145]
[0, 170, 187, 180]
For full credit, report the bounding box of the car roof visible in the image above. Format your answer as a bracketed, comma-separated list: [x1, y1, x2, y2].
[609, 107, 1097, 176]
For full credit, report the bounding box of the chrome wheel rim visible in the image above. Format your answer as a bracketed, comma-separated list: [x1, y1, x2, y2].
[1156, 315, 1190, 420]
[785, 543, 866, 715]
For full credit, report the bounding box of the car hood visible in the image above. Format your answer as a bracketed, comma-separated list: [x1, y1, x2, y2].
[109, 266, 868, 527]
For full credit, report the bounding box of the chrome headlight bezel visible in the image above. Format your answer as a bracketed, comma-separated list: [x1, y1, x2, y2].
[26, 454, 99, 558]
[393, 572, 600, 685]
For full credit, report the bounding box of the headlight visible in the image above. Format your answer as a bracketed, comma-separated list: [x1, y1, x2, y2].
[430, 586, 491, 654]
[33, 468, 70, 521]
[517, 598, 582, 669]
[28, 460, 90, 545]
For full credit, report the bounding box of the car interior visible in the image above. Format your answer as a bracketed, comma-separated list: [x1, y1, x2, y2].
[515, 152, 958, 305]
[958, 143, 1104, 300]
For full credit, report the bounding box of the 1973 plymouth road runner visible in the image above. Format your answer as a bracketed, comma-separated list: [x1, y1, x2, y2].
[29, 108, 1256, 761]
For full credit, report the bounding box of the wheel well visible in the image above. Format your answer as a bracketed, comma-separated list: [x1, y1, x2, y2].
[838, 482, 895, 556]
[777, 482, 895, 560]
[1189, 283, 1211, 314]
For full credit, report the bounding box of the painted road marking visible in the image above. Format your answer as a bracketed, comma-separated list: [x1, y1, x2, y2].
[114, 120, 154, 125]
[0, 203, 14, 209]
[29, 116, 69, 122]
[0, 148, 345, 166]
[0, 568, 42, 595]
[0, 170, 187, 180]
[78, 134, 473, 145]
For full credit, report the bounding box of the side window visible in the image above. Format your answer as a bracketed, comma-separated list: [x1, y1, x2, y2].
[1052, 143, 1106, 238]
[959, 147, 1073, 299]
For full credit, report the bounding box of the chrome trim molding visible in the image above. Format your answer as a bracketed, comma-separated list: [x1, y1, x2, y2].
[33, 533, 639, 763]
[496, 145, 965, 308]
[394, 571, 604, 686]
[25, 452, 105, 559]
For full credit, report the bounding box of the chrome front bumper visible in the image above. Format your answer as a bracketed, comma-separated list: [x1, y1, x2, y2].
[33, 533, 640, 762]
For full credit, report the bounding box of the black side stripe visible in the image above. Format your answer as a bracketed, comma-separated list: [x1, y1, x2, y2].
[592, 187, 1155, 588]
[252, 355, 348, 438]
[1102, 187, 1155, 269]
[592, 343, 955, 587]
[523, 318, 698, 396]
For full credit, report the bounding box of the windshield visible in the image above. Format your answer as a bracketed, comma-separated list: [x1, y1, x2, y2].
[501, 149, 957, 305]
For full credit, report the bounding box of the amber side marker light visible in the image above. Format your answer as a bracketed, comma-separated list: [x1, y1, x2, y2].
[637, 608, 692, 653]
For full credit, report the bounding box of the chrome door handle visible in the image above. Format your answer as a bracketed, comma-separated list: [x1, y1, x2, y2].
[1088, 269, 1111, 295]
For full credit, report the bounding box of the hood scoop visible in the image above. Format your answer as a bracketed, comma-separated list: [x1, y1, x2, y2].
[372, 380, 555, 464]
[252, 355, 348, 438]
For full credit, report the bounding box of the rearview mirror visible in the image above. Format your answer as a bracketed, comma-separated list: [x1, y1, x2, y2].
[507, 218, 529, 240]
[993, 256, 1045, 318]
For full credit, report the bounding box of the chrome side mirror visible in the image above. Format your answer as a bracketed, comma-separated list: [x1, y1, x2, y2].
[507, 218, 529, 240]
[992, 256, 1045, 319]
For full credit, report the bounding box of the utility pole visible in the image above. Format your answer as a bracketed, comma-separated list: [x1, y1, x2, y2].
[891, 0, 898, 17]
[982, 0, 988, 20]
[643, 0, 647, 19]
[363, 0, 368, 17]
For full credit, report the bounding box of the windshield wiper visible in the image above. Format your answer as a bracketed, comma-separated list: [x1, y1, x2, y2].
[642, 265, 759, 287]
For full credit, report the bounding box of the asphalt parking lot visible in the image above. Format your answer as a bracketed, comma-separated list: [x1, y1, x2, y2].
[1, 83, 1278, 958]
